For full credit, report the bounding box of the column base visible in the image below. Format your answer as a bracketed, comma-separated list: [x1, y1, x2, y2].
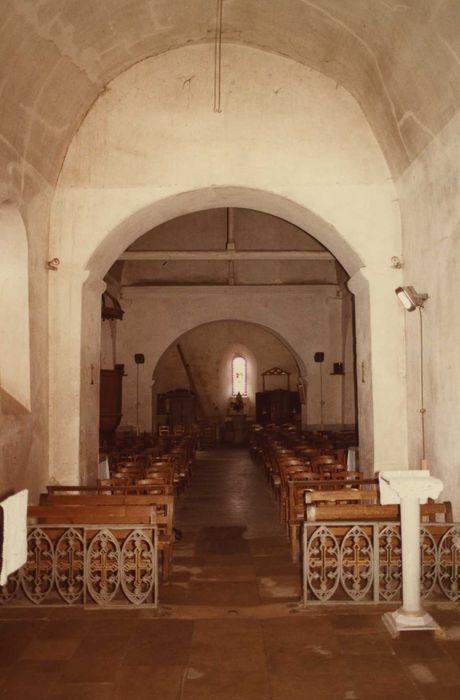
[382, 608, 443, 638]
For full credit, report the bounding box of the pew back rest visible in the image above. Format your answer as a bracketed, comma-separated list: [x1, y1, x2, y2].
[40, 493, 174, 535]
[28, 504, 157, 525]
[287, 478, 378, 523]
[305, 489, 379, 504]
[306, 501, 453, 523]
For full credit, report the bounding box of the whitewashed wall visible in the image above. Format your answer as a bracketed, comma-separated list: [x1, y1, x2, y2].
[115, 287, 350, 433]
[398, 110, 460, 516]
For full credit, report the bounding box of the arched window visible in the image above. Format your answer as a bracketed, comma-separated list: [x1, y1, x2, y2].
[232, 356, 247, 396]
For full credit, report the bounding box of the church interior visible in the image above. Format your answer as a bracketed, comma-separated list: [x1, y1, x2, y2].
[1, 1, 460, 698]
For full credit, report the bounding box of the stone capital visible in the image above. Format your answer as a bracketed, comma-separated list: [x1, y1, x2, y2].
[378, 470, 443, 505]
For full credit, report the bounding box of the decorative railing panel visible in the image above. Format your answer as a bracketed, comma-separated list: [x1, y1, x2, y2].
[302, 522, 460, 605]
[0, 525, 158, 609]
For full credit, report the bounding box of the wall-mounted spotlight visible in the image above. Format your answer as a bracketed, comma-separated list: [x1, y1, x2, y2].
[395, 286, 428, 312]
[395, 286, 429, 469]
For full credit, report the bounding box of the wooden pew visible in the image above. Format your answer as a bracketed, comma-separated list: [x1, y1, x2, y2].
[48, 484, 170, 495]
[287, 478, 378, 563]
[29, 504, 156, 524]
[134, 478, 174, 495]
[305, 489, 379, 504]
[35, 494, 175, 580]
[47, 484, 122, 493]
[41, 493, 172, 509]
[305, 501, 453, 523]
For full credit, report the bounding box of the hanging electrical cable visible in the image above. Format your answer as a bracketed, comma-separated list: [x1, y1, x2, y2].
[418, 305, 427, 467]
[395, 285, 429, 468]
[214, 0, 223, 113]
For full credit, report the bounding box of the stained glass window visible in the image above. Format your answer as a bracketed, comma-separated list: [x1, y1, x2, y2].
[232, 356, 247, 396]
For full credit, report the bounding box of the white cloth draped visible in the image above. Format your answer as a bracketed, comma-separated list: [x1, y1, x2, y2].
[347, 447, 359, 472]
[98, 457, 110, 480]
[0, 489, 28, 586]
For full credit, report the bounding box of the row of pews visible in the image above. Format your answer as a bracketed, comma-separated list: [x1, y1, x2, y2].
[0, 432, 199, 607]
[38, 433, 197, 581]
[251, 425, 453, 564]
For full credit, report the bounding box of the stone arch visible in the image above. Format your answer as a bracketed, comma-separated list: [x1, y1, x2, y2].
[150, 319, 307, 433]
[152, 319, 307, 383]
[118, 284, 314, 434]
[50, 183, 408, 483]
[85, 186, 365, 281]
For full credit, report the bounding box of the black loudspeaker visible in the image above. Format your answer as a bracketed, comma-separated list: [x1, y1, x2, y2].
[314, 352, 325, 363]
[134, 354, 145, 364]
[332, 362, 344, 375]
[115, 363, 125, 372]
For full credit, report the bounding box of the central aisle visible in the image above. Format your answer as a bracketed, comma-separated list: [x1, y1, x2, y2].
[161, 446, 301, 609]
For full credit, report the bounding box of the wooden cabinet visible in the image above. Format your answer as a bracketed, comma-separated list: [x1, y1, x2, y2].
[99, 367, 124, 440]
[156, 389, 197, 431]
[255, 389, 300, 425]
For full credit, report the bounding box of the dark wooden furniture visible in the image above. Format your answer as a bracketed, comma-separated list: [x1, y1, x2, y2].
[255, 389, 301, 425]
[157, 389, 196, 432]
[99, 367, 124, 442]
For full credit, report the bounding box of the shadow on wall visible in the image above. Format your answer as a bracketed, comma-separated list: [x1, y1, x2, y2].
[0, 202, 31, 415]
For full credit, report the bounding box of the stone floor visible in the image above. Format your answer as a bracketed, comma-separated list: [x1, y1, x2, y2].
[1, 447, 460, 699]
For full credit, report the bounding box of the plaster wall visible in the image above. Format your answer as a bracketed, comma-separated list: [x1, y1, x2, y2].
[49, 44, 407, 481]
[115, 286, 347, 436]
[2, 0, 460, 190]
[0, 188, 50, 502]
[398, 110, 460, 516]
[0, 204, 31, 412]
[51, 44, 400, 275]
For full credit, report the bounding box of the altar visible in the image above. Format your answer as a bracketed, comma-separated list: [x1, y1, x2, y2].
[223, 415, 249, 445]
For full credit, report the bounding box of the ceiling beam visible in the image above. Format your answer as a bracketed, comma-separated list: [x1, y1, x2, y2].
[119, 250, 334, 261]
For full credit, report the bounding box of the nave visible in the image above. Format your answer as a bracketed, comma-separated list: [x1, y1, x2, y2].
[1, 447, 460, 700]
[161, 447, 300, 610]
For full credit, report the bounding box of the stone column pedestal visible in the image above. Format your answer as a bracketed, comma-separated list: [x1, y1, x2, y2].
[379, 470, 444, 638]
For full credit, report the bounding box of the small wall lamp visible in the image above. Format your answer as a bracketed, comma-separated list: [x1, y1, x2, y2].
[395, 286, 428, 312]
[46, 257, 60, 271]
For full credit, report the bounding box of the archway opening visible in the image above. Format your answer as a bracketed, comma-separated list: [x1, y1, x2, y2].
[150, 319, 307, 442]
[98, 206, 358, 455]
[49, 38, 408, 483]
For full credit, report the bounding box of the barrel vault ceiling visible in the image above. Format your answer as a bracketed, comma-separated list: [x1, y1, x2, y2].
[1, 0, 459, 197]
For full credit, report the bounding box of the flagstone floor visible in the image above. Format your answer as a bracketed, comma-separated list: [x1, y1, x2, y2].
[1, 447, 460, 699]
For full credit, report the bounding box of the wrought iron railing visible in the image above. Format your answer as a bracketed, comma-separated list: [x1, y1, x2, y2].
[0, 524, 158, 608]
[302, 521, 460, 605]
